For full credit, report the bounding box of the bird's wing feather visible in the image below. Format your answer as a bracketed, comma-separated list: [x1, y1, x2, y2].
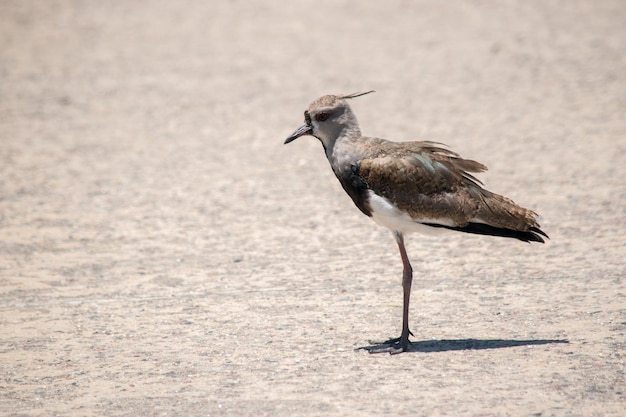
[357, 140, 542, 231]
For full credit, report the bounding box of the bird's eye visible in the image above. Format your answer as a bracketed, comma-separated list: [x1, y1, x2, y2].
[315, 112, 329, 122]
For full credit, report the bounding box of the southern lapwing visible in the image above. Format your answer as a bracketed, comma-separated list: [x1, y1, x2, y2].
[284, 91, 548, 354]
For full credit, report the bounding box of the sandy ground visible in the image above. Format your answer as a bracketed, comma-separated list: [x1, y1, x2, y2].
[1, 1, 625, 416]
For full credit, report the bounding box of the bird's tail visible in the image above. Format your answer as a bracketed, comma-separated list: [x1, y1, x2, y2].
[425, 221, 547, 243]
[465, 188, 548, 242]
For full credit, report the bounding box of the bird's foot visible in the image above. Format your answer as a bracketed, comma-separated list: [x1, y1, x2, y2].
[359, 331, 413, 355]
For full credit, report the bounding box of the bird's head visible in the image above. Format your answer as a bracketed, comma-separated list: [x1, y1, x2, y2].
[284, 91, 374, 151]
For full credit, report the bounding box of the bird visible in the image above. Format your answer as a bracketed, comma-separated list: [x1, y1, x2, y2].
[284, 91, 548, 354]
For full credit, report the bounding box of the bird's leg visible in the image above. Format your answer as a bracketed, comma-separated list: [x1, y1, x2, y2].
[397, 231, 413, 352]
[365, 231, 414, 354]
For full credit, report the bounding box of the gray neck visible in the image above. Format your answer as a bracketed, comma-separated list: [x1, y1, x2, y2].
[323, 124, 362, 160]
[322, 105, 362, 159]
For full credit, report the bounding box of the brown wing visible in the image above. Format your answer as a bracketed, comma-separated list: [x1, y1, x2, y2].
[358, 140, 542, 232]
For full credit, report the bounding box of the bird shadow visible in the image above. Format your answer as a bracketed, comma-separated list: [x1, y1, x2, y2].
[357, 338, 569, 353]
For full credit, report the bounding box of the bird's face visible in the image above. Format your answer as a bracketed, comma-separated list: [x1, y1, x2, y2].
[285, 91, 376, 152]
[284, 96, 352, 151]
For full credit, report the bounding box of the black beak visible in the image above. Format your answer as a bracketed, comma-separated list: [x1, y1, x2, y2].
[284, 123, 313, 144]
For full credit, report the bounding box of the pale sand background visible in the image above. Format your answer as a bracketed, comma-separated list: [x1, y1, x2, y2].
[1, 1, 624, 416]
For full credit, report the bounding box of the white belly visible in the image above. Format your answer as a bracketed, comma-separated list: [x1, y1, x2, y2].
[367, 191, 454, 235]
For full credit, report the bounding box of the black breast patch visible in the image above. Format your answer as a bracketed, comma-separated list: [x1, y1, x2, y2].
[335, 163, 372, 217]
